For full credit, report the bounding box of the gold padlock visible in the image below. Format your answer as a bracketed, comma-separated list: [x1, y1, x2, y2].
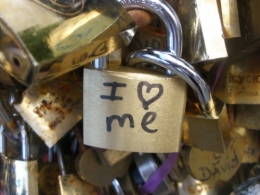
[0, 0, 136, 86]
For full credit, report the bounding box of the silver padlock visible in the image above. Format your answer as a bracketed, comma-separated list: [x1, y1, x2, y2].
[0, 0, 136, 86]
[83, 0, 187, 153]
[2, 119, 38, 194]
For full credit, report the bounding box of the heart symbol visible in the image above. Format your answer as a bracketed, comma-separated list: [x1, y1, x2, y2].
[137, 81, 163, 110]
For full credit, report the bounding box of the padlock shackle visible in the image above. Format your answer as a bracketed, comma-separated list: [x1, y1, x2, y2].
[112, 179, 125, 195]
[127, 49, 216, 119]
[0, 124, 5, 154]
[119, 0, 182, 56]
[57, 144, 66, 176]
[17, 119, 30, 160]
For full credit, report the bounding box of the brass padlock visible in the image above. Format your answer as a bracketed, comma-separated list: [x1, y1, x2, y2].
[166, 0, 227, 63]
[0, 0, 136, 86]
[209, 51, 260, 130]
[128, 49, 231, 153]
[84, 0, 188, 153]
[181, 132, 245, 185]
[14, 80, 83, 148]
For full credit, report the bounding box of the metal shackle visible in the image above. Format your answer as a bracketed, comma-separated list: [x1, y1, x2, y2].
[127, 49, 216, 118]
[119, 0, 182, 56]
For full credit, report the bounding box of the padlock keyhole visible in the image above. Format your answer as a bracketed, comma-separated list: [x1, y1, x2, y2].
[13, 57, 20, 68]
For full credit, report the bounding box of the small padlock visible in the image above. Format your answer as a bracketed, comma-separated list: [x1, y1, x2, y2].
[75, 125, 132, 187]
[209, 51, 260, 130]
[132, 153, 176, 195]
[127, 49, 231, 153]
[1, 119, 39, 194]
[166, 0, 227, 63]
[14, 79, 83, 148]
[0, 0, 136, 86]
[56, 144, 101, 195]
[84, 0, 187, 153]
[181, 131, 245, 185]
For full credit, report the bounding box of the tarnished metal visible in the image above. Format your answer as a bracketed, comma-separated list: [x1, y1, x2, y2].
[14, 80, 83, 148]
[182, 132, 245, 185]
[168, 0, 227, 63]
[75, 148, 132, 187]
[57, 144, 100, 195]
[0, 0, 136, 86]
[235, 105, 260, 130]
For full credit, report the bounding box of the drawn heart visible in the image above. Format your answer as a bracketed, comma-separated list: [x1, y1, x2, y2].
[137, 81, 163, 110]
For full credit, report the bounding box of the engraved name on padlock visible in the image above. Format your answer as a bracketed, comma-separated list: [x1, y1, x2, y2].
[0, 0, 136, 86]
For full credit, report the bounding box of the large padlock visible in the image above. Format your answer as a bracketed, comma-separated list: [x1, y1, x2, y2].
[166, 0, 227, 64]
[1, 119, 39, 194]
[83, 0, 187, 153]
[209, 51, 260, 130]
[0, 0, 136, 86]
[127, 49, 231, 153]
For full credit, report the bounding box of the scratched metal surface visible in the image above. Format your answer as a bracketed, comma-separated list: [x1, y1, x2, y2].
[14, 80, 83, 148]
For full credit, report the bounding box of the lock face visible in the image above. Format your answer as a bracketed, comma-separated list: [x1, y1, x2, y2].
[14, 80, 83, 148]
[209, 51, 260, 104]
[0, 0, 136, 86]
[83, 67, 187, 153]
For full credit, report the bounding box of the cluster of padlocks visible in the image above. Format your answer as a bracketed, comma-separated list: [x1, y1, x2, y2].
[0, 0, 260, 194]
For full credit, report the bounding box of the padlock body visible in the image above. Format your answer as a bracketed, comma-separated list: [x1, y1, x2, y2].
[83, 67, 187, 153]
[1, 158, 38, 194]
[0, 0, 135, 86]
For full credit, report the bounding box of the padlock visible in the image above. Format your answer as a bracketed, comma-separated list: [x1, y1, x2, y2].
[0, 0, 136, 86]
[56, 144, 101, 195]
[231, 174, 260, 195]
[181, 131, 245, 185]
[127, 48, 231, 153]
[38, 148, 60, 195]
[166, 0, 227, 64]
[132, 153, 176, 195]
[75, 124, 132, 187]
[84, 0, 187, 153]
[1, 119, 39, 194]
[209, 51, 260, 130]
[14, 79, 83, 148]
[235, 127, 259, 164]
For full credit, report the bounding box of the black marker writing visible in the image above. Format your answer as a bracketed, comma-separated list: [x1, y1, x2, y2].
[137, 81, 163, 110]
[100, 82, 126, 101]
[106, 114, 134, 132]
[141, 112, 158, 133]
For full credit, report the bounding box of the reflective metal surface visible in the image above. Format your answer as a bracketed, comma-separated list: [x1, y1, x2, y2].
[127, 49, 215, 118]
[96, 149, 132, 166]
[0, 0, 136, 86]
[14, 80, 83, 148]
[169, 0, 227, 63]
[119, 0, 182, 56]
[209, 51, 260, 104]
